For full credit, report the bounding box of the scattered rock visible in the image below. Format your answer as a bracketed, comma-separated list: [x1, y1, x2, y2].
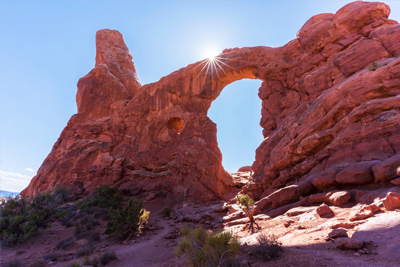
[145, 193, 155, 201]
[390, 177, 400, 186]
[372, 154, 400, 182]
[335, 237, 364, 250]
[253, 214, 271, 221]
[327, 191, 351, 206]
[223, 217, 250, 227]
[382, 192, 400, 211]
[326, 228, 348, 241]
[285, 207, 315, 217]
[349, 204, 380, 221]
[283, 220, 295, 228]
[316, 203, 333, 216]
[335, 161, 378, 185]
[223, 211, 245, 223]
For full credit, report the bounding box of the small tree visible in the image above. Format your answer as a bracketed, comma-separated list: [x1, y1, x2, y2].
[236, 194, 254, 223]
[105, 199, 144, 241]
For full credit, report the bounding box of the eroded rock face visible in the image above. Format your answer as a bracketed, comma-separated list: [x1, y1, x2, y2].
[22, 2, 400, 209]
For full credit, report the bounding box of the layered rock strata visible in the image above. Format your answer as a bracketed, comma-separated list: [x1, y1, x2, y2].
[22, 2, 400, 210]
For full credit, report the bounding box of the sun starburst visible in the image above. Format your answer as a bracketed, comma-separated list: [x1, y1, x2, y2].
[194, 50, 232, 80]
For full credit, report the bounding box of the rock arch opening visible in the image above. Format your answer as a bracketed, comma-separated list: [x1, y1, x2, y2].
[208, 79, 263, 173]
[167, 117, 185, 134]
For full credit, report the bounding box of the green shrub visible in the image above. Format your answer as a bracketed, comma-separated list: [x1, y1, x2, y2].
[253, 233, 283, 261]
[236, 194, 254, 222]
[27, 259, 47, 267]
[55, 237, 76, 250]
[43, 252, 61, 261]
[105, 199, 144, 241]
[82, 255, 100, 267]
[69, 262, 81, 267]
[88, 230, 101, 242]
[76, 242, 93, 257]
[74, 185, 123, 210]
[74, 214, 100, 240]
[53, 185, 71, 203]
[99, 251, 118, 265]
[162, 207, 171, 217]
[369, 61, 378, 71]
[4, 259, 22, 267]
[175, 226, 240, 267]
[1, 187, 69, 246]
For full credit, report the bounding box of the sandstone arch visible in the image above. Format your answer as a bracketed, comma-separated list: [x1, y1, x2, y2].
[22, 2, 400, 212]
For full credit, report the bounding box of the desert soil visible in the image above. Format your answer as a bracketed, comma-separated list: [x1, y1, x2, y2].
[1, 195, 399, 267]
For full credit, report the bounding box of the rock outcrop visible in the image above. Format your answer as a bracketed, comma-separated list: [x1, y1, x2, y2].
[22, 2, 400, 210]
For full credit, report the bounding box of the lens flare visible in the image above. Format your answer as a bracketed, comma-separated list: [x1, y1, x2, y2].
[195, 48, 232, 81]
[204, 49, 219, 61]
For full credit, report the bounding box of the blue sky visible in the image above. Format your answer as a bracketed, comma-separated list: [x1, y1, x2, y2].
[1, 0, 400, 192]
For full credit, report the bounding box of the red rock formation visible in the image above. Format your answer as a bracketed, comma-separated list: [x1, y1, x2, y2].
[22, 2, 400, 210]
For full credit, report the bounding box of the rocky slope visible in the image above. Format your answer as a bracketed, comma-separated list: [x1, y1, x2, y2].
[22, 1, 400, 214]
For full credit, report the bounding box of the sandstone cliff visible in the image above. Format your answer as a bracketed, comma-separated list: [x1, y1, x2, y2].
[22, 1, 400, 211]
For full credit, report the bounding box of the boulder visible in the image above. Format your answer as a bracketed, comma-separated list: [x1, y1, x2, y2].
[316, 203, 333, 216]
[349, 204, 380, 221]
[335, 238, 364, 250]
[335, 161, 379, 185]
[391, 178, 400, 186]
[326, 228, 348, 240]
[327, 191, 351, 206]
[373, 154, 400, 182]
[382, 192, 400, 211]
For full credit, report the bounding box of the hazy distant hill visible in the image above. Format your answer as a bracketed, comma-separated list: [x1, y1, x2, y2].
[0, 190, 19, 197]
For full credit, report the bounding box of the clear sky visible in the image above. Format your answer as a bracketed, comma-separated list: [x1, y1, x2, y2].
[1, 0, 400, 192]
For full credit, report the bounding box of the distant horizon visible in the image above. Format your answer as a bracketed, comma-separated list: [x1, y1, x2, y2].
[2, 0, 400, 192]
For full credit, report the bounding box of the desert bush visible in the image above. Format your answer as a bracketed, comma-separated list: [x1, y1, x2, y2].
[105, 198, 144, 240]
[84, 206, 109, 219]
[82, 255, 100, 267]
[175, 226, 240, 267]
[27, 259, 47, 267]
[43, 252, 61, 261]
[1, 187, 70, 245]
[69, 262, 81, 267]
[55, 237, 76, 250]
[162, 207, 171, 217]
[236, 194, 254, 222]
[88, 230, 101, 242]
[74, 185, 123, 211]
[99, 251, 118, 265]
[74, 214, 100, 240]
[76, 242, 93, 257]
[369, 61, 378, 71]
[53, 185, 71, 203]
[60, 217, 74, 227]
[16, 249, 26, 255]
[4, 259, 22, 267]
[253, 233, 283, 261]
